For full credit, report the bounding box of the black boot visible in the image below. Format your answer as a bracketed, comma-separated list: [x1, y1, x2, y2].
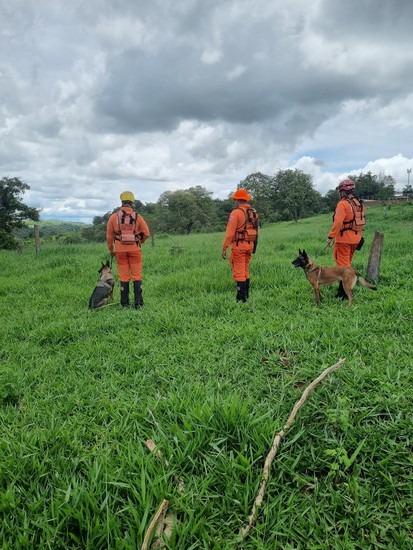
[236, 281, 247, 303]
[245, 278, 250, 299]
[120, 281, 130, 307]
[336, 281, 348, 301]
[133, 280, 144, 309]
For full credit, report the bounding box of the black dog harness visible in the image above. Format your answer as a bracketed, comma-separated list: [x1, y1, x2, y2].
[305, 265, 322, 281]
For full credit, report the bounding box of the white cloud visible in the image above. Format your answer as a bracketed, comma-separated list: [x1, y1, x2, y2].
[292, 154, 413, 195]
[201, 48, 223, 64]
[1, 0, 413, 220]
[292, 156, 337, 194]
[226, 65, 246, 80]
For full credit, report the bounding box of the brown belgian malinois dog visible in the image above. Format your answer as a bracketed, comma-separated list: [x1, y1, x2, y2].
[292, 249, 376, 305]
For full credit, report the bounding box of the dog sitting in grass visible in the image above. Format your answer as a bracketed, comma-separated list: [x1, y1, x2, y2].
[292, 249, 376, 305]
[88, 261, 115, 309]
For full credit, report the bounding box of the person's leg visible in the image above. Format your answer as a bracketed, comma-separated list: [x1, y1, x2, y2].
[129, 249, 143, 308]
[334, 243, 353, 300]
[348, 244, 357, 266]
[333, 243, 352, 267]
[244, 247, 253, 299]
[230, 247, 247, 302]
[116, 252, 131, 306]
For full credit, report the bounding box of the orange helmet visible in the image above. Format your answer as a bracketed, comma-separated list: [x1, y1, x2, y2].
[232, 188, 252, 201]
[336, 179, 355, 192]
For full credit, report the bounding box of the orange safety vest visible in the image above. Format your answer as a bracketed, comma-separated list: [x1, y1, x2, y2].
[334, 197, 365, 235]
[114, 208, 140, 245]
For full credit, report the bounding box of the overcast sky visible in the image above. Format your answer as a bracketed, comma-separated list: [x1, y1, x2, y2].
[1, 0, 413, 221]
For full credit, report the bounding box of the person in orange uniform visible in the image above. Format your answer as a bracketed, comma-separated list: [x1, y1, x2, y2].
[327, 178, 365, 298]
[222, 188, 259, 302]
[106, 191, 150, 308]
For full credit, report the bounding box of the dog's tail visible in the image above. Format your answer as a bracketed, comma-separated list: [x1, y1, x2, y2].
[357, 274, 377, 290]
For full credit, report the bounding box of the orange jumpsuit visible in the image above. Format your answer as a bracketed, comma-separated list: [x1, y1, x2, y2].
[222, 204, 254, 281]
[328, 198, 363, 267]
[106, 207, 150, 282]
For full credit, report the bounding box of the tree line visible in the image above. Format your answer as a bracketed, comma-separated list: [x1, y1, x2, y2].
[1, 171, 411, 249]
[83, 170, 402, 241]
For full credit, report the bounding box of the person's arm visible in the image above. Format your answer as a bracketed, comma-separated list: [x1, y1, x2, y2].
[328, 202, 346, 240]
[106, 215, 115, 254]
[136, 215, 150, 244]
[222, 210, 241, 256]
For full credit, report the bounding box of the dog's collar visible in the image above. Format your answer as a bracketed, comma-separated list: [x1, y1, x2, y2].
[306, 264, 322, 279]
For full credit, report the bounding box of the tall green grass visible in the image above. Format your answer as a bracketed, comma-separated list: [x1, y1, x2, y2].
[0, 205, 412, 548]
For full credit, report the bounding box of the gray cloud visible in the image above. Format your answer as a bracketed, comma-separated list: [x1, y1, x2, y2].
[317, 0, 413, 38]
[1, 0, 413, 220]
[95, 3, 372, 134]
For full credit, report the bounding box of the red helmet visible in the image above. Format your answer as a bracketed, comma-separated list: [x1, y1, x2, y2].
[232, 188, 252, 201]
[336, 179, 355, 192]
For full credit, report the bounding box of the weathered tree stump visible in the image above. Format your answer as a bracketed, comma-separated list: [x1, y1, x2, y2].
[367, 231, 384, 283]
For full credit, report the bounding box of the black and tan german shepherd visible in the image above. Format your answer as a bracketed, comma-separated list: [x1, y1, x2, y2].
[292, 249, 376, 305]
[88, 261, 115, 309]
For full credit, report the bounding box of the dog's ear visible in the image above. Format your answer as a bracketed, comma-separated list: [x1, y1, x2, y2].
[106, 260, 110, 268]
[302, 249, 308, 258]
[299, 248, 302, 254]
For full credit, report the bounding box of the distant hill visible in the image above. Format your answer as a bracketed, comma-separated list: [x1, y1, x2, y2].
[17, 220, 90, 240]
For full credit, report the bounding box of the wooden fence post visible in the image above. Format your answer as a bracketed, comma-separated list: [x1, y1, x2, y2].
[367, 231, 384, 283]
[34, 224, 41, 255]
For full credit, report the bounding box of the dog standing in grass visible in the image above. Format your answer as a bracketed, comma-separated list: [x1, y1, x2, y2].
[88, 261, 115, 309]
[292, 249, 376, 306]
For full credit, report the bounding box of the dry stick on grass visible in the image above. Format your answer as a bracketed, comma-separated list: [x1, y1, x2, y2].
[239, 358, 346, 541]
[141, 499, 169, 550]
[145, 439, 184, 493]
[145, 439, 164, 462]
[152, 511, 177, 549]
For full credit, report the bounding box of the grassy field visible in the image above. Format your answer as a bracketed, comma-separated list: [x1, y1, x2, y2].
[0, 205, 412, 549]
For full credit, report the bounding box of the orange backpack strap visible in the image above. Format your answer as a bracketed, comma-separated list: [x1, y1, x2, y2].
[234, 207, 259, 251]
[115, 208, 138, 243]
[340, 197, 365, 234]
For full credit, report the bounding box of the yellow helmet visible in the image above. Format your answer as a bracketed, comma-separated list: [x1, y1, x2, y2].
[120, 191, 135, 202]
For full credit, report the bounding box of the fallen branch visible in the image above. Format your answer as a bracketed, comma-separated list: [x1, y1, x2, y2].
[141, 499, 169, 550]
[144, 438, 184, 492]
[145, 439, 164, 462]
[239, 358, 346, 540]
[152, 511, 177, 549]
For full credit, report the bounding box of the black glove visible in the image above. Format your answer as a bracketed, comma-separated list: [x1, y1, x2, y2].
[356, 237, 364, 251]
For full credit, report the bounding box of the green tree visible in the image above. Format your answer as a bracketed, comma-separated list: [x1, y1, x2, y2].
[0, 177, 39, 249]
[324, 189, 339, 211]
[272, 169, 322, 221]
[402, 183, 413, 198]
[240, 172, 273, 220]
[347, 172, 395, 200]
[213, 197, 233, 229]
[376, 173, 395, 199]
[157, 186, 216, 233]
